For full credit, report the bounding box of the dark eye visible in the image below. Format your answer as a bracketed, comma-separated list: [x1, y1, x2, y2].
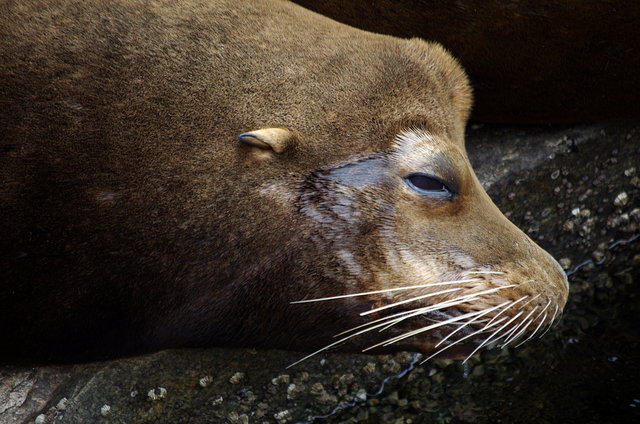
[404, 173, 455, 198]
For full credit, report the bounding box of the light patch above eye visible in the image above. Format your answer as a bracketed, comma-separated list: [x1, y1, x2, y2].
[393, 128, 435, 155]
[404, 173, 455, 198]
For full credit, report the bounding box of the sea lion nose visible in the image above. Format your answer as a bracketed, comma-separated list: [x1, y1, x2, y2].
[501, 235, 569, 313]
[463, 187, 569, 308]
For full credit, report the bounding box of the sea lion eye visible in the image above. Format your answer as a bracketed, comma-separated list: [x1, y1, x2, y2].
[404, 173, 455, 198]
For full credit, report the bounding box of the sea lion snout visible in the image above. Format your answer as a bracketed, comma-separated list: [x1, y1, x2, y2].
[456, 180, 570, 317]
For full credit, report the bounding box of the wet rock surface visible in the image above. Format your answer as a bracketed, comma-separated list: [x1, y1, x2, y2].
[1, 122, 638, 424]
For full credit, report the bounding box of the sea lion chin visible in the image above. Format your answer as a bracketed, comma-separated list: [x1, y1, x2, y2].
[0, 0, 567, 364]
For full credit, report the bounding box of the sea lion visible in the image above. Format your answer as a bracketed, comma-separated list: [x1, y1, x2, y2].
[294, 0, 640, 124]
[0, 0, 568, 364]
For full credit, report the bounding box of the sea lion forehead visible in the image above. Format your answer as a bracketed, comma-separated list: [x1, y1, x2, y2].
[398, 39, 474, 132]
[391, 129, 467, 167]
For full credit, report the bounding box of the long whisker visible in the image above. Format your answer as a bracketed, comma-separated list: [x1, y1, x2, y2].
[372, 284, 516, 337]
[337, 294, 488, 338]
[290, 278, 482, 304]
[286, 293, 489, 368]
[362, 307, 492, 352]
[463, 310, 524, 364]
[486, 295, 528, 326]
[333, 307, 425, 338]
[538, 304, 560, 338]
[359, 287, 464, 316]
[517, 293, 542, 310]
[515, 301, 551, 347]
[286, 312, 415, 368]
[551, 303, 561, 322]
[421, 316, 509, 364]
[360, 284, 517, 317]
[467, 271, 505, 275]
[334, 290, 491, 338]
[375, 296, 482, 330]
[518, 311, 549, 347]
[501, 305, 540, 347]
[493, 293, 540, 347]
[434, 300, 512, 348]
[499, 306, 538, 347]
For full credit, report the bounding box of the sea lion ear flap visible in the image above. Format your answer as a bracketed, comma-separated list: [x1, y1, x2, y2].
[237, 128, 295, 154]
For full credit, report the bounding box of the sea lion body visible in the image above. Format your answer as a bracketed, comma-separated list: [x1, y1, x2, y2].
[294, 0, 640, 123]
[0, 0, 567, 363]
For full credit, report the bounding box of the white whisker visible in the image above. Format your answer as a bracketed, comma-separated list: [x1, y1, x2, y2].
[500, 309, 536, 347]
[359, 287, 464, 316]
[287, 288, 505, 367]
[333, 308, 422, 338]
[515, 301, 551, 347]
[551, 304, 561, 322]
[360, 284, 516, 317]
[372, 296, 482, 333]
[486, 295, 528, 326]
[538, 322, 554, 339]
[502, 305, 540, 347]
[334, 288, 495, 338]
[421, 316, 509, 364]
[494, 309, 528, 346]
[467, 271, 505, 275]
[362, 307, 492, 352]
[515, 319, 546, 348]
[435, 301, 512, 348]
[463, 310, 524, 363]
[286, 310, 417, 368]
[538, 304, 560, 338]
[374, 284, 513, 333]
[517, 293, 542, 310]
[290, 278, 482, 304]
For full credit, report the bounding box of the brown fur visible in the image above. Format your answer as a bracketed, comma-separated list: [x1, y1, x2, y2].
[294, 0, 640, 123]
[0, 0, 566, 363]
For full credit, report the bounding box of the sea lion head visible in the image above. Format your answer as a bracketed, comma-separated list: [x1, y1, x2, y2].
[246, 40, 569, 363]
[287, 127, 568, 362]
